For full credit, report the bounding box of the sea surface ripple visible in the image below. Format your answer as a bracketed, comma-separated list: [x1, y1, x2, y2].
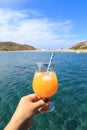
[0, 52, 87, 130]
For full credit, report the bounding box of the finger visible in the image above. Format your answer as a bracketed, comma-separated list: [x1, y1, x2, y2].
[35, 110, 41, 115]
[25, 93, 42, 102]
[33, 99, 45, 110]
[35, 106, 49, 115]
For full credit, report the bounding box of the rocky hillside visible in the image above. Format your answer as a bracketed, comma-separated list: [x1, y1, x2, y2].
[70, 41, 87, 50]
[0, 42, 36, 51]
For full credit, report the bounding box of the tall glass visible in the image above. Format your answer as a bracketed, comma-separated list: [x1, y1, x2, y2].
[32, 62, 58, 111]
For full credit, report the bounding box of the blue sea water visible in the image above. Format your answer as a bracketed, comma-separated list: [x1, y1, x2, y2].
[0, 52, 87, 130]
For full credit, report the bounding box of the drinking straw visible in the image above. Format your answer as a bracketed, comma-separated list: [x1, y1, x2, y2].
[46, 52, 54, 74]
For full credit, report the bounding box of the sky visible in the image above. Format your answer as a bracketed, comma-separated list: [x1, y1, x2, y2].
[0, 0, 87, 49]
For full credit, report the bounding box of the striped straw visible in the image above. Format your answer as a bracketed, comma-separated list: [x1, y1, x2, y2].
[46, 52, 54, 74]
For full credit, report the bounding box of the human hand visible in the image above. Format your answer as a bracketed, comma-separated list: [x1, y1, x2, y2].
[4, 93, 49, 130]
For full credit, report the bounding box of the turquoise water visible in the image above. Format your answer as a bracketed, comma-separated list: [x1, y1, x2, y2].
[0, 52, 87, 130]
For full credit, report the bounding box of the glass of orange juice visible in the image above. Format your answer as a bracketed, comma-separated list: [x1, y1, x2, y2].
[32, 62, 58, 111]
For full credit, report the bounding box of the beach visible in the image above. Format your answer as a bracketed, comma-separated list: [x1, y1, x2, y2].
[38, 49, 87, 53]
[0, 49, 87, 53]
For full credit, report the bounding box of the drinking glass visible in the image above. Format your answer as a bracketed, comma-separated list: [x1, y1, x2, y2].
[32, 62, 58, 112]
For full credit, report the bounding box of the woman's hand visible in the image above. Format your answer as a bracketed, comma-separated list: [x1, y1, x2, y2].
[4, 93, 49, 130]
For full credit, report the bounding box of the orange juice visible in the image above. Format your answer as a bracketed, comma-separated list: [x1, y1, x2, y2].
[32, 71, 58, 98]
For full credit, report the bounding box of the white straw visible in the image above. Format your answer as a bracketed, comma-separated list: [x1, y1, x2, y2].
[46, 52, 54, 74]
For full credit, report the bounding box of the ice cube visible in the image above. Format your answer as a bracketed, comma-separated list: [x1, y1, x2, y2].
[42, 75, 52, 81]
[35, 72, 42, 76]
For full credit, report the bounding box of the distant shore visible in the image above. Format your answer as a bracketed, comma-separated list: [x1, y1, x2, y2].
[0, 49, 87, 53]
[35, 49, 87, 53]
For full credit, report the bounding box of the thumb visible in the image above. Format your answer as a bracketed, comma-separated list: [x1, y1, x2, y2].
[33, 99, 45, 110]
